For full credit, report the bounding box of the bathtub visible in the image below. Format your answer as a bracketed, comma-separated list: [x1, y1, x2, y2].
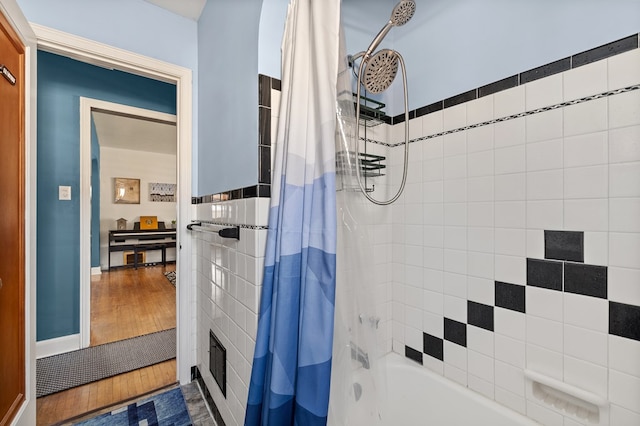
[345, 352, 540, 426]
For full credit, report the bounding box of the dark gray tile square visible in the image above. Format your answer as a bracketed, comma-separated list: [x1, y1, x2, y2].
[423, 333, 443, 361]
[444, 318, 466, 347]
[405, 345, 423, 364]
[545, 230, 584, 262]
[467, 301, 494, 331]
[564, 262, 607, 299]
[495, 281, 526, 313]
[609, 301, 640, 342]
[527, 258, 563, 291]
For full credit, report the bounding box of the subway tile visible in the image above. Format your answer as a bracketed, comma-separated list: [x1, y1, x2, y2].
[495, 333, 525, 368]
[564, 262, 607, 299]
[443, 249, 466, 274]
[443, 272, 466, 298]
[609, 232, 640, 269]
[564, 165, 608, 199]
[467, 125, 494, 153]
[467, 276, 495, 306]
[479, 75, 519, 98]
[526, 169, 563, 200]
[610, 162, 640, 198]
[610, 404, 640, 426]
[443, 131, 466, 157]
[526, 401, 563, 426]
[564, 323, 608, 367]
[609, 125, 640, 163]
[468, 227, 494, 253]
[444, 363, 467, 387]
[468, 350, 494, 383]
[423, 289, 443, 315]
[467, 325, 494, 357]
[444, 294, 467, 323]
[495, 201, 525, 228]
[564, 199, 608, 232]
[443, 179, 466, 202]
[494, 145, 526, 175]
[526, 230, 544, 259]
[494, 307, 526, 339]
[584, 231, 608, 266]
[574, 34, 639, 68]
[423, 113, 444, 138]
[467, 150, 494, 177]
[415, 101, 444, 118]
[405, 345, 424, 364]
[495, 360, 526, 396]
[444, 340, 468, 371]
[524, 72, 564, 110]
[609, 301, 640, 342]
[495, 228, 525, 257]
[468, 374, 495, 400]
[467, 176, 494, 202]
[466, 94, 493, 125]
[495, 281, 526, 313]
[443, 103, 466, 131]
[564, 355, 608, 401]
[563, 131, 608, 168]
[544, 230, 584, 262]
[467, 251, 494, 280]
[468, 202, 494, 227]
[527, 258, 563, 291]
[609, 334, 640, 377]
[609, 47, 640, 90]
[444, 317, 467, 347]
[608, 267, 640, 306]
[494, 85, 525, 118]
[609, 369, 640, 414]
[525, 139, 563, 172]
[423, 311, 443, 339]
[565, 293, 608, 333]
[525, 109, 563, 144]
[609, 90, 640, 129]
[527, 315, 563, 352]
[495, 117, 525, 147]
[495, 254, 526, 285]
[495, 387, 526, 416]
[526, 200, 563, 230]
[521, 58, 570, 84]
[526, 286, 563, 322]
[564, 59, 608, 100]
[444, 88, 477, 109]
[494, 173, 525, 201]
[564, 97, 608, 137]
[423, 332, 444, 361]
[467, 300, 494, 331]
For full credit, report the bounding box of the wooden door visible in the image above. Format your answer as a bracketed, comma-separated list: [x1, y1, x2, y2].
[0, 7, 25, 426]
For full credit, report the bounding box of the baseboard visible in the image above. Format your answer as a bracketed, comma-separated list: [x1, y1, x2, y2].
[91, 266, 102, 275]
[36, 333, 80, 359]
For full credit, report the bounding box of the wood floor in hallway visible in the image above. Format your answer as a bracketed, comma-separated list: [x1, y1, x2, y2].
[36, 265, 177, 425]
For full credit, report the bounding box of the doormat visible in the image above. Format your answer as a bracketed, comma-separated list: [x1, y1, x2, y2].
[73, 387, 192, 426]
[164, 270, 176, 286]
[36, 328, 176, 398]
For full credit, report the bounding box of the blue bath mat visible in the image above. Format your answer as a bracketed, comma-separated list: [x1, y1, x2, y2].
[73, 387, 192, 425]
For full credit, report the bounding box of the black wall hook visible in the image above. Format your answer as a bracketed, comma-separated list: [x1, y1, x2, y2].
[218, 226, 240, 240]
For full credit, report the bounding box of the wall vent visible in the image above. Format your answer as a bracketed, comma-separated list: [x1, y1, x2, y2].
[209, 330, 227, 398]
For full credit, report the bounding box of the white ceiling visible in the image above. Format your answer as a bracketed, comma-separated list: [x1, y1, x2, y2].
[92, 111, 177, 155]
[143, 0, 207, 20]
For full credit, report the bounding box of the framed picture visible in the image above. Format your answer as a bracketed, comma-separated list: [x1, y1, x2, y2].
[149, 182, 177, 202]
[114, 177, 140, 204]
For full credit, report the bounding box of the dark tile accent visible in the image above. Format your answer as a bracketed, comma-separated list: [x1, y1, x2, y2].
[382, 115, 393, 125]
[229, 189, 242, 200]
[271, 77, 281, 91]
[195, 368, 227, 426]
[545, 230, 584, 262]
[258, 184, 271, 198]
[573, 34, 639, 68]
[242, 185, 258, 198]
[392, 113, 406, 125]
[415, 101, 444, 118]
[527, 258, 563, 291]
[467, 301, 494, 331]
[405, 345, 424, 364]
[444, 318, 467, 347]
[259, 145, 271, 184]
[192, 197, 202, 204]
[495, 281, 526, 313]
[259, 107, 271, 146]
[564, 262, 608, 299]
[258, 74, 271, 107]
[610, 301, 640, 342]
[423, 333, 443, 361]
[444, 89, 477, 109]
[478, 75, 519, 98]
[520, 57, 571, 84]
[191, 365, 199, 381]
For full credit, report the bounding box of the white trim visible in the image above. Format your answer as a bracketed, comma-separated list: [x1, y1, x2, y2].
[79, 97, 177, 348]
[33, 24, 194, 384]
[91, 267, 102, 276]
[36, 334, 80, 359]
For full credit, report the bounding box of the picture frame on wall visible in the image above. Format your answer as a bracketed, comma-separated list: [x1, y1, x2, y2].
[114, 177, 140, 204]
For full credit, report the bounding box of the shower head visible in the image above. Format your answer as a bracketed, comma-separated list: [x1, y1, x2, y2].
[364, 0, 416, 58]
[361, 49, 399, 94]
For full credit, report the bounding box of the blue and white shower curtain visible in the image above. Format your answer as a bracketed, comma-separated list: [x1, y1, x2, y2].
[245, 0, 340, 425]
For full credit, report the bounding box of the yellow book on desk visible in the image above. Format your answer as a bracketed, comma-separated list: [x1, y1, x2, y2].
[140, 216, 158, 230]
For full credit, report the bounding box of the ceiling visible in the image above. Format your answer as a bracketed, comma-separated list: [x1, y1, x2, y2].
[92, 111, 177, 155]
[143, 0, 207, 20]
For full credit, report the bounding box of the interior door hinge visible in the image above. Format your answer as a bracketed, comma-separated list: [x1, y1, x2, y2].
[1, 64, 16, 85]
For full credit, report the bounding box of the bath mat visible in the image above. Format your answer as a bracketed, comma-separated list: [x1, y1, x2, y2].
[164, 270, 176, 286]
[36, 328, 176, 398]
[73, 387, 192, 426]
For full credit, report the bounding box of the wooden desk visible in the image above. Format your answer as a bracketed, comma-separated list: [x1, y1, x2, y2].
[108, 229, 176, 270]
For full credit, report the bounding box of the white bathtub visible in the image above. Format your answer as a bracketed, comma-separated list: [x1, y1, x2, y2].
[345, 352, 540, 426]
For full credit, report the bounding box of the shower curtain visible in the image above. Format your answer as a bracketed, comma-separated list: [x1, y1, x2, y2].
[245, 1, 340, 425]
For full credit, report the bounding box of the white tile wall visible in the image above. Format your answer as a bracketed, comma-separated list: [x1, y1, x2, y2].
[388, 47, 640, 426]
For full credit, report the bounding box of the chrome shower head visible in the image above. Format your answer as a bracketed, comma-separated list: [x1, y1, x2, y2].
[361, 49, 399, 94]
[390, 0, 416, 26]
[364, 0, 416, 57]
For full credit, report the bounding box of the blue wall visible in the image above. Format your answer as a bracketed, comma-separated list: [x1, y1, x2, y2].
[197, 0, 263, 195]
[37, 51, 176, 341]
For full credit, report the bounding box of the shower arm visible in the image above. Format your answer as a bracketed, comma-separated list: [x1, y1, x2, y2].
[353, 53, 409, 205]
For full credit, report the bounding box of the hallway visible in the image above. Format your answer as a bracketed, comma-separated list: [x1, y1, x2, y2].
[36, 265, 177, 425]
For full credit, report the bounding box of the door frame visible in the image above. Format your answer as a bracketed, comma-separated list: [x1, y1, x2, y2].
[32, 24, 194, 384]
[79, 97, 178, 348]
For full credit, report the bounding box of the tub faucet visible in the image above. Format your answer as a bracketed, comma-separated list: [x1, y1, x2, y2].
[350, 342, 370, 369]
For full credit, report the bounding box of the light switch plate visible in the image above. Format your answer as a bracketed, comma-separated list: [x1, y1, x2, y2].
[59, 185, 71, 200]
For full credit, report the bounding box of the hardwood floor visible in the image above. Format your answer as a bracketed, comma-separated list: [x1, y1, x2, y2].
[36, 265, 177, 425]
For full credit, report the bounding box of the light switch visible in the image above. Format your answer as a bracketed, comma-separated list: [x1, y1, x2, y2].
[59, 185, 71, 200]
